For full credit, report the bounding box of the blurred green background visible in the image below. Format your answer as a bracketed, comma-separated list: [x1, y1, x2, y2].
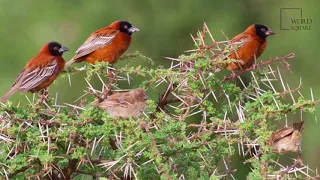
[0, 0, 319, 178]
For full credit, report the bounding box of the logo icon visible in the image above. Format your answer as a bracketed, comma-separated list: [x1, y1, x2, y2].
[280, 8, 312, 31]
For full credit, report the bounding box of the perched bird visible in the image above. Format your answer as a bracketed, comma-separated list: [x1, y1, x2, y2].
[65, 20, 139, 67]
[94, 88, 148, 118]
[0, 42, 69, 102]
[268, 121, 304, 153]
[224, 24, 275, 71]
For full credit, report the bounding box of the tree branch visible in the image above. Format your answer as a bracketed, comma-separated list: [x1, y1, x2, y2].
[156, 83, 180, 112]
[279, 155, 302, 178]
[222, 53, 296, 82]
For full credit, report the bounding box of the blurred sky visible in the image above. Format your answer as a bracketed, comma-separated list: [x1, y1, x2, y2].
[0, 0, 319, 177]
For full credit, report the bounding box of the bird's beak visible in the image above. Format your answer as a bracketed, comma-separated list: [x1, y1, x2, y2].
[265, 29, 275, 36]
[144, 95, 149, 100]
[128, 26, 140, 33]
[59, 46, 69, 53]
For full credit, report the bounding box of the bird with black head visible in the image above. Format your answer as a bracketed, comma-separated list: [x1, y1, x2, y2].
[220, 24, 275, 71]
[65, 20, 139, 67]
[1, 42, 68, 102]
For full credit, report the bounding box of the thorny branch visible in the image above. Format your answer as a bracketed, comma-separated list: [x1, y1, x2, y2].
[156, 83, 180, 112]
[279, 155, 302, 178]
[222, 53, 296, 82]
[155, 51, 296, 112]
[85, 70, 116, 102]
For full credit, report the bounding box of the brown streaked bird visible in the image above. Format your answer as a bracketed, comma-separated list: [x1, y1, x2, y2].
[0, 42, 69, 102]
[225, 24, 275, 71]
[65, 20, 139, 67]
[93, 88, 148, 118]
[268, 121, 304, 154]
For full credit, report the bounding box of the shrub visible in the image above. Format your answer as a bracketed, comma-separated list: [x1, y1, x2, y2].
[0, 23, 318, 180]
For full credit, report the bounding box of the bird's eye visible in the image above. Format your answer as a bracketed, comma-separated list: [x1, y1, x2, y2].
[124, 25, 128, 29]
[261, 28, 266, 32]
[53, 47, 59, 51]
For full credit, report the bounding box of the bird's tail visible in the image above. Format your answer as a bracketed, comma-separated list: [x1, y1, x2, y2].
[293, 121, 304, 132]
[64, 57, 77, 68]
[0, 87, 18, 102]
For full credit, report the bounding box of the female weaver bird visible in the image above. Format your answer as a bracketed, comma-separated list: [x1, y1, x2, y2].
[93, 88, 148, 118]
[268, 121, 304, 153]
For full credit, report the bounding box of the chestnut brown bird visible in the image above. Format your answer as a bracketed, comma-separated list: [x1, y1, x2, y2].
[0, 42, 68, 102]
[268, 121, 304, 154]
[65, 20, 139, 67]
[94, 88, 148, 118]
[225, 24, 275, 71]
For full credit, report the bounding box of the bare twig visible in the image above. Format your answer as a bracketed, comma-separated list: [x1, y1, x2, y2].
[157, 83, 180, 112]
[279, 155, 302, 178]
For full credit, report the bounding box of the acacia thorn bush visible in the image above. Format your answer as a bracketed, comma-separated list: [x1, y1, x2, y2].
[0, 24, 319, 180]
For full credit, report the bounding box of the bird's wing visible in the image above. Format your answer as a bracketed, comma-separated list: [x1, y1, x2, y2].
[12, 69, 26, 87]
[213, 33, 253, 61]
[105, 93, 135, 108]
[229, 33, 253, 53]
[270, 127, 294, 143]
[15, 57, 58, 92]
[73, 29, 118, 59]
